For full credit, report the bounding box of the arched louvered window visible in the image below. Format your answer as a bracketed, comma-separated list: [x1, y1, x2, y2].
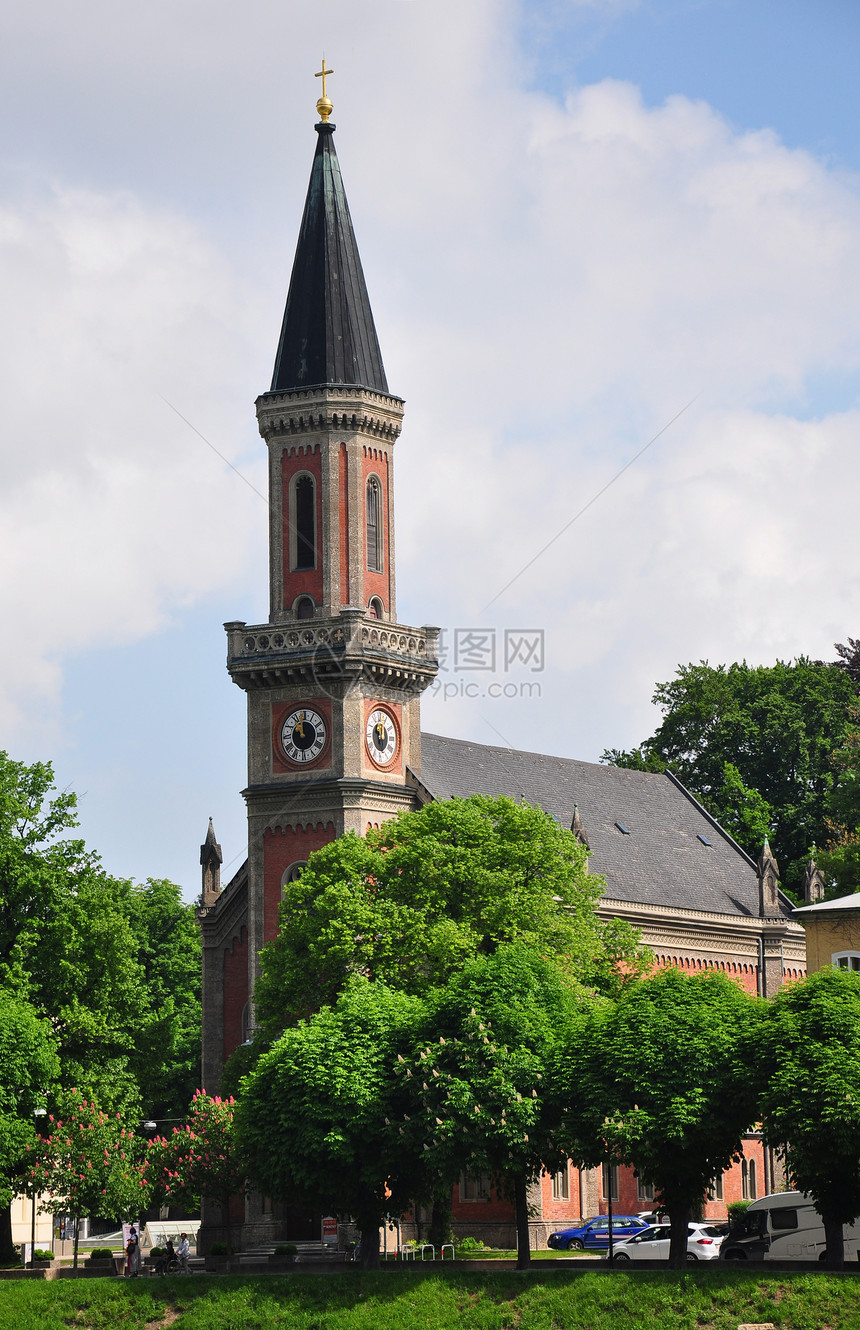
[293, 475, 316, 570]
[366, 477, 382, 572]
[281, 862, 306, 893]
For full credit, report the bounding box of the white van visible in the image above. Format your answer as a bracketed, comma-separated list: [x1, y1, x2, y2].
[720, 1191, 860, 1262]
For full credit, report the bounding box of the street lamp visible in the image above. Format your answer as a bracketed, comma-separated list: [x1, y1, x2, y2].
[29, 1109, 47, 1268]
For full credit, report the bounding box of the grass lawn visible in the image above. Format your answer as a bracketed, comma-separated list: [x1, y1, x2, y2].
[0, 1268, 857, 1330]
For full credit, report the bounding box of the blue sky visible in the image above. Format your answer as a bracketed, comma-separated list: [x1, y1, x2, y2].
[2, 0, 859, 895]
[528, 0, 860, 170]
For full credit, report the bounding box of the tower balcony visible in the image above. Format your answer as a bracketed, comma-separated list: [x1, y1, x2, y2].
[225, 609, 439, 693]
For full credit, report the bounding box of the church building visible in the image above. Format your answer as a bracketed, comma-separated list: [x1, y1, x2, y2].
[198, 74, 806, 1250]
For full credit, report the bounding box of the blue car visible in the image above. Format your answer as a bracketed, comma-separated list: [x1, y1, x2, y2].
[547, 1215, 649, 1251]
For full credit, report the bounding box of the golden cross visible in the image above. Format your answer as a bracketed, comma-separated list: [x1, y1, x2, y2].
[315, 59, 334, 100]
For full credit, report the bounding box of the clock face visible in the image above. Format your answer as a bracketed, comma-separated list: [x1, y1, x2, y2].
[281, 708, 327, 765]
[366, 707, 398, 766]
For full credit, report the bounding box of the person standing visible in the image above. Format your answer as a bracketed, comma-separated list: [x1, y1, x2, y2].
[177, 1232, 190, 1275]
[125, 1225, 141, 1278]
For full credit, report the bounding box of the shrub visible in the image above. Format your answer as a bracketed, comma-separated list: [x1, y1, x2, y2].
[33, 1249, 55, 1261]
[208, 1242, 229, 1256]
[149, 1246, 165, 1259]
[88, 1247, 115, 1262]
[456, 1236, 488, 1253]
[273, 1244, 298, 1256]
[727, 1201, 751, 1223]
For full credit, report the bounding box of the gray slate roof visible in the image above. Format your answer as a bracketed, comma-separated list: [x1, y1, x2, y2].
[270, 122, 389, 395]
[419, 733, 792, 920]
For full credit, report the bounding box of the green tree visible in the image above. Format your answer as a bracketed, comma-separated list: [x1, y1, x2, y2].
[827, 724, 860, 831]
[0, 753, 201, 1119]
[0, 989, 59, 1260]
[0, 751, 202, 1248]
[255, 795, 644, 1035]
[112, 879, 202, 1120]
[603, 658, 856, 887]
[400, 946, 580, 1270]
[235, 980, 428, 1268]
[147, 1092, 242, 1264]
[816, 834, 860, 900]
[0, 752, 143, 1110]
[26, 1089, 149, 1267]
[557, 968, 764, 1268]
[756, 968, 860, 1270]
[814, 720, 860, 898]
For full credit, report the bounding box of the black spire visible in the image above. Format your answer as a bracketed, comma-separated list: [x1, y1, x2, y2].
[271, 122, 389, 395]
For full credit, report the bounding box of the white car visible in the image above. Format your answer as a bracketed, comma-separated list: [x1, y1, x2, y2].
[607, 1222, 726, 1262]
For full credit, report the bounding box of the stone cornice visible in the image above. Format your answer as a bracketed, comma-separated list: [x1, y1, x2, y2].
[225, 612, 439, 694]
[256, 386, 404, 444]
[599, 895, 806, 965]
[244, 777, 418, 835]
[599, 895, 803, 934]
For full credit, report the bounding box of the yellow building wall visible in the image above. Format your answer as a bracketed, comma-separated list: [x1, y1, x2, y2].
[803, 915, 860, 973]
[11, 1192, 55, 1249]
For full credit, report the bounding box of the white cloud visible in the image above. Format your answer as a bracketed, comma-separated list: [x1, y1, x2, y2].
[387, 76, 860, 757]
[2, 0, 860, 881]
[0, 186, 266, 740]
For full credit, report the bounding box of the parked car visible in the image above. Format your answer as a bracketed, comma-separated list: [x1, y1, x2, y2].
[720, 1190, 860, 1262]
[547, 1215, 649, 1251]
[607, 1221, 725, 1262]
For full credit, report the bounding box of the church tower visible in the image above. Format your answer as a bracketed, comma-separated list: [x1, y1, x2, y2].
[200, 70, 438, 1095]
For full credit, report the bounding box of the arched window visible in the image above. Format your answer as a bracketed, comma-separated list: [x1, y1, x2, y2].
[833, 952, 860, 972]
[296, 596, 314, 620]
[293, 474, 316, 570]
[366, 477, 382, 572]
[741, 1159, 749, 1199]
[281, 862, 307, 893]
[368, 596, 384, 620]
[748, 1158, 757, 1199]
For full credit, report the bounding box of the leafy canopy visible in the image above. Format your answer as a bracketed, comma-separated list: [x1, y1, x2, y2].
[757, 968, 860, 1230]
[254, 795, 643, 1035]
[556, 968, 763, 1263]
[603, 658, 857, 887]
[25, 1089, 148, 1225]
[399, 946, 580, 1197]
[147, 1091, 242, 1214]
[235, 980, 428, 1245]
[0, 989, 59, 1210]
[0, 751, 201, 1117]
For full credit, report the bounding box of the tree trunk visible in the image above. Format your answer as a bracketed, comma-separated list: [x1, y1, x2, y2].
[514, 1174, 531, 1271]
[358, 1215, 381, 1269]
[824, 1213, 845, 1271]
[0, 1204, 15, 1264]
[73, 1215, 80, 1270]
[429, 1193, 452, 1250]
[667, 1204, 690, 1269]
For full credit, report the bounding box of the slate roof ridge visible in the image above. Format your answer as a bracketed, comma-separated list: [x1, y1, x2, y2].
[419, 730, 661, 779]
[662, 769, 758, 870]
[418, 731, 782, 921]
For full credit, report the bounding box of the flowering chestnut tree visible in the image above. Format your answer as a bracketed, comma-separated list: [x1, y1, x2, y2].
[146, 1091, 244, 1258]
[25, 1089, 149, 1267]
